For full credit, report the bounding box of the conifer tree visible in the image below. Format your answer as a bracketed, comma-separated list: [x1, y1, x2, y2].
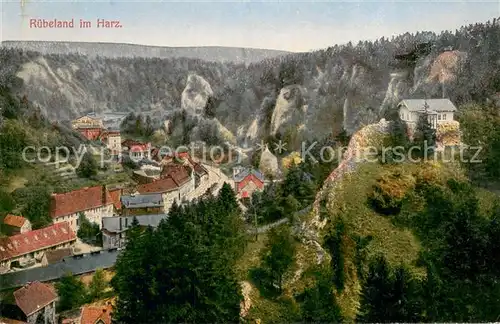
[413, 102, 436, 159]
[262, 226, 296, 292]
[300, 266, 343, 323]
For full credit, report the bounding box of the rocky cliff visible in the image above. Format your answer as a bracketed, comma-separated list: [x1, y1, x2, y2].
[1, 18, 499, 146]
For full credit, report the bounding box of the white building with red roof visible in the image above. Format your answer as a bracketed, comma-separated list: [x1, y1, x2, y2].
[121, 139, 151, 161]
[137, 163, 195, 212]
[50, 185, 120, 232]
[0, 222, 76, 271]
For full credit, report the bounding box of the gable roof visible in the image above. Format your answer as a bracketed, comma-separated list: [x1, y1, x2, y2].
[161, 153, 208, 176]
[121, 194, 164, 209]
[398, 99, 457, 112]
[233, 168, 265, 183]
[161, 164, 191, 183]
[80, 304, 112, 324]
[0, 222, 76, 262]
[13, 281, 57, 316]
[136, 177, 180, 194]
[237, 174, 265, 193]
[50, 186, 113, 218]
[3, 215, 27, 228]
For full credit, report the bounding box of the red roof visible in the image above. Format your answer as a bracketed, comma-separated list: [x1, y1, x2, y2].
[108, 189, 122, 210]
[50, 186, 113, 219]
[13, 282, 57, 316]
[80, 304, 112, 324]
[0, 222, 76, 262]
[3, 215, 27, 228]
[121, 139, 150, 152]
[137, 162, 192, 194]
[137, 177, 180, 194]
[237, 174, 264, 193]
[241, 191, 249, 198]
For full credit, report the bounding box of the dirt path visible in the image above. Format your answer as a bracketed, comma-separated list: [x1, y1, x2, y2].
[240, 281, 253, 318]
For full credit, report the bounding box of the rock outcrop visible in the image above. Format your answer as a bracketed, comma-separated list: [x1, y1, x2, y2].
[181, 74, 213, 116]
[259, 146, 279, 178]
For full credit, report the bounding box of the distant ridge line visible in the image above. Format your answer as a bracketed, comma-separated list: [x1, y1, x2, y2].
[1, 40, 290, 64]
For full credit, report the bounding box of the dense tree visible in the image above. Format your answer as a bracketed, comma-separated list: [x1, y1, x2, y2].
[76, 212, 101, 246]
[56, 273, 87, 312]
[412, 103, 437, 159]
[357, 256, 423, 323]
[88, 268, 108, 301]
[0, 119, 28, 171]
[324, 217, 346, 291]
[261, 226, 296, 292]
[21, 186, 52, 229]
[299, 266, 343, 323]
[280, 165, 315, 208]
[111, 186, 246, 323]
[76, 152, 98, 178]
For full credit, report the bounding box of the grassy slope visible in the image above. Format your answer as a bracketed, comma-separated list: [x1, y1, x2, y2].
[235, 155, 489, 322]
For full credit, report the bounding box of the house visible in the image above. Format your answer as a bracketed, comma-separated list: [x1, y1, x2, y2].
[2, 215, 31, 235]
[72, 116, 104, 141]
[3, 282, 58, 324]
[99, 130, 122, 156]
[137, 164, 195, 212]
[160, 153, 209, 188]
[398, 98, 457, 129]
[120, 193, 164, 216]
[80, 303, 113, 324]
[121, 139, 151, 161]
[0, 222, 76, 271]
[102, 214, 168, 249]
[50, 186, 117, 232]
[232, 168, 265, 199]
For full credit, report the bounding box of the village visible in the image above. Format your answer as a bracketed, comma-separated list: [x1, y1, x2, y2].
[0, 97, 462, 324]
[0, 111, 274, 323]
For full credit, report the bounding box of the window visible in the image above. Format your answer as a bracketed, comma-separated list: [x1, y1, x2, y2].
[438, 114, 441, 121]
[443, 114, 447, 120]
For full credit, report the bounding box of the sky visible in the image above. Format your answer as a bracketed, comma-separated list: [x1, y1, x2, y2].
[1, 0, 499, 52]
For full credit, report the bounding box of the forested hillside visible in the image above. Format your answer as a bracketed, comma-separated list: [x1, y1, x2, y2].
[1, 18, 499, 147]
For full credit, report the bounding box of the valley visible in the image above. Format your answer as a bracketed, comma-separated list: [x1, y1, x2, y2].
[0, 14, 500, 324]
